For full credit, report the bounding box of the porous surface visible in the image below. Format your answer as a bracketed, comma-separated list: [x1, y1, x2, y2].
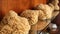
[0, 10, 30, 34]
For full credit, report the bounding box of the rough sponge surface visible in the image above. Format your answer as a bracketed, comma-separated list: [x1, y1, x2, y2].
[20, 10, 39, 25]
[0, 10, 30, 34]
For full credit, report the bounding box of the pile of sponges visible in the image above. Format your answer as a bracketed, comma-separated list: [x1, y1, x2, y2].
[0, 0, 59, 34]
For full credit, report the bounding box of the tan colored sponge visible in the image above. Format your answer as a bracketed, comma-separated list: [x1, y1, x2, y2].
[0, 10, 30, 34]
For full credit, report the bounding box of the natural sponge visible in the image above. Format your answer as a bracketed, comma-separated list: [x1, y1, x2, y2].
[36, 4, 54, 20]
[20, 10, 39, 25]
[38, 10, 46, 20]
[0, 10, 30, 34]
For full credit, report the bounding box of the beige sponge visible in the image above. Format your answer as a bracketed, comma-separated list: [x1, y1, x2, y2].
[20, 10, 39, 25]
[0, 10, 30, 34]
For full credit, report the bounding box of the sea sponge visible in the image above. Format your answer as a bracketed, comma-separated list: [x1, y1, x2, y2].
[48, 0, 59, 20]
[20, 10, 39, 25]
[36, 4, 54, 20]
[29, 20, 51, 34]
[49, 0, 59, 10]
[38, 10, 46, 20]
[0, 10, 30, 34]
